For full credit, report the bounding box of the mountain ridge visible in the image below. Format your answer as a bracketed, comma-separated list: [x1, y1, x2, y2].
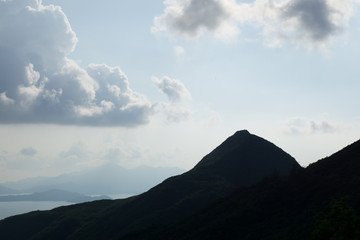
[191, 129, 300, 186]
[143, 138, 360, 239]
[1, 130, 355, 239]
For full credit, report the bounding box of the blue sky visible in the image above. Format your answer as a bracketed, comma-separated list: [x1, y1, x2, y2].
[0, 0, 360, 181]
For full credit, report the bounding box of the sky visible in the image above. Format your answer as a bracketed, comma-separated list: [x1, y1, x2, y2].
[0, 0, 360, 182]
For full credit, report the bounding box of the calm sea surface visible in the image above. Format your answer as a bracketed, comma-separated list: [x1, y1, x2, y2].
[0, 201, 73, 220]
[0, 194, 134, 220]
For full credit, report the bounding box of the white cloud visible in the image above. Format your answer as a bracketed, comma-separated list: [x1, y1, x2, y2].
[0, 92, 15, 105]
[103, 146, 142, 165]
[153, 0, 357, 48]
[152, 0, 239, 40]
[255, 0, 355, 48]
[25, 63, 41, 85]
[310, 120, 337, 133]
[153, 76, 192, 122]
[0, 148, 43, 171]
[153, 76, 191, 103]
[174, 45, 185, 57]
[0, 0, 152, 126]
[159, 103, 192, 122]
[283, 117, 338, 135]
[59, 142, 88, 160]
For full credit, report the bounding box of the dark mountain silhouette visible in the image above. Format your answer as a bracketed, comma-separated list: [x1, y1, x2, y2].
[141, 139, 360, 240]
[0, 130, 300, 239]
[192, 130, 299, 186]
[4, 130, 358, 240]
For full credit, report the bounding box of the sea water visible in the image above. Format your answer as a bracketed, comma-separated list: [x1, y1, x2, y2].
[0, 194, 134, 220]
[0, 201, 73, 220]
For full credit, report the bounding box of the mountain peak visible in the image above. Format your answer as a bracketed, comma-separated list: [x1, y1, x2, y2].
[193, 130, 300, 186]
[234, 129, 250, 135]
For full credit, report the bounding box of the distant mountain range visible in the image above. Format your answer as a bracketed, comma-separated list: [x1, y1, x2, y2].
[0, 189, 110, 203]
[0, 185, 19, 195]
[1, 164, 184, 195]
[0, 130, 359, 239]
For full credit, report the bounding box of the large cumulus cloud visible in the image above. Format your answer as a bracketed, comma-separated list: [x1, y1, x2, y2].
[0, 0, 152, 126]
[153, 0, 356, 47]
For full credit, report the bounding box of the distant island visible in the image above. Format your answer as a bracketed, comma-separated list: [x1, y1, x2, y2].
[0, 165, 184, 196]
[0, 185, 19, 195]
[0, 189, 110, 203]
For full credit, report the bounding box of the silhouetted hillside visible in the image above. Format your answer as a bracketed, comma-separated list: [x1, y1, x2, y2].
[143, 139, 360, 240]
[5, 130, 352, 240]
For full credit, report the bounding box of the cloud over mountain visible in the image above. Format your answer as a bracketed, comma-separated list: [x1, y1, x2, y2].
[153, 76, 192, 122]
[0, 0, 152, 126]
[284, 118, 338, 135]
[153, 76, 191, 103]
[153, 0, 355, 47]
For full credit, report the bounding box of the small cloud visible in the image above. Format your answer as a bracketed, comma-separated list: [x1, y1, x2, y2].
[261, 0, 353, 48]
[152, 0, 239, 40]
[153, 76, 192, 122]
[153, 76, 191, 103]
[59, 142, 87, 159]
[283, 117, 338, 135]
[282, 118, 308, 135]
[20, 147, 37, 157]
[0, 92, 15, 105]
[159, 103, 192, 122]
[152, 0, 226, 37]
[174, 45, 185, 57]
[103, 147, 142, 164]
[310, 120, 337, 133]
[3, 150, 43, 170]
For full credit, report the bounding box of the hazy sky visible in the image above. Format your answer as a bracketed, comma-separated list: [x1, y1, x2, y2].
[1, 0, 360, 182]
